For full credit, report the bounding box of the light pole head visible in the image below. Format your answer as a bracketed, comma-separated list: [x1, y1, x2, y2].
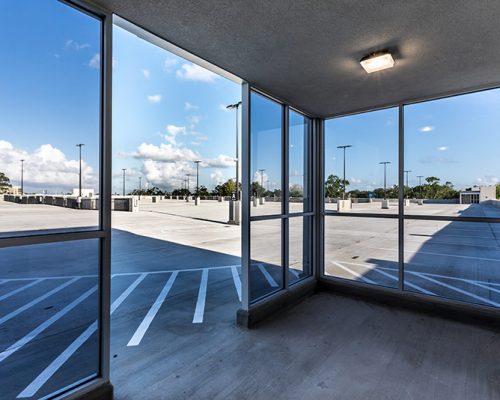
[226, 101, 242, 110]
[337, 144, 352, 149]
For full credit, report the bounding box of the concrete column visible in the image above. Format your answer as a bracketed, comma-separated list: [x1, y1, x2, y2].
[259, 197, 265, 205]
[253, 197, 258, 207]
[337, 199, 352, 212]
[228, 200, 240, 225]
[381, 199, 389, 209]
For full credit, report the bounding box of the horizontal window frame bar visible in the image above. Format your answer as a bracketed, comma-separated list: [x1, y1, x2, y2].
[0, 230, 107, 248]
[323, 211, 500, 223]
[251, 211, 315, 222]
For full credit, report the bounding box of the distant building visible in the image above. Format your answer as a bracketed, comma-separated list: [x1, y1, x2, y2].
[1, 186, 22, 195]
[72, 188, 95, 197]
[459, 185, 496, 204]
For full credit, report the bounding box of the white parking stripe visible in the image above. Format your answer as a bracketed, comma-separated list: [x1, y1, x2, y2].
[458, 280, 500, 295]
[0, 279, 44, 302]
[337, 261, 436, 295]
[0, 285, 98, 362]
[127, 272, 178, 346]
[409, 272, 500, 308]
[330, 261, 375, 284]
[0, 277, 80, 326]
[231, 266, 242, 302]
[193, 269, 208, 324]
[257, 264, 279, 287]
[369, 246, 500, 262]
[17, 274, 147, 399]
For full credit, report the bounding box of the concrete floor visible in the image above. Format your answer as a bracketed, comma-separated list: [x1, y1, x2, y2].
[112, 291, 500, 400]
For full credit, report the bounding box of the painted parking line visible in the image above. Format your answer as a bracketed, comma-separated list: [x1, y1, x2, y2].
[338, 261, 436, 295]
[408, 272, 500, 308]
[257, 264, 279, 287]
[231, 266, 242, 302]
[330, 261, 375, 284]
[368, 246, 500, 263]
[466, 280, 500, 295]
[193, 269, 209, 324]
[0, 285, 98, 363]
[0, 279, 44, 302]
[17, 273, 147, 399]
[127, 272, 178, 347]
[0, 277, 80, 326]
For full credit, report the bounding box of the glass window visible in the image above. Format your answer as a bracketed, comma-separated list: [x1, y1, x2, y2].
[250, 219, 283, 302]
[405, 89, 500, 218]
[324, 216, 399, 289]
[324, 108, 399, 214]
[289, 216, 312, 284]
[0, 239, 99, 399]
[289, 111, 312, 213]
[404, 219, 500, 307]
[0, 0, 101, 237]
[250, 92, 282, 216]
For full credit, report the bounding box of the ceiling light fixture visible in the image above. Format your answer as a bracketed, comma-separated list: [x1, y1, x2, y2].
[360, 51, 395, 73]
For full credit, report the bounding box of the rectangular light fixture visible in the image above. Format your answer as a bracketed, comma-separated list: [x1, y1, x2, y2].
[360, 52, 395, 73]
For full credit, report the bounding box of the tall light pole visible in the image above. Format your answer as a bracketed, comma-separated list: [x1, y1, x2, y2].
[76, 144, 84, 197]
[379, 161, 391, 199]
[20, 159, 25, 195]
[122, 168, 126, 196]
[417, 175, 424, 199]
[226, 101, 241, 200]
[404, 170, 412, 188]
[258, 169, 266, 196]
[139, 176, 142, 191]
[186, 173, 191, 194]
[194, 160, 201, 196]
[337, 145, 352, 199]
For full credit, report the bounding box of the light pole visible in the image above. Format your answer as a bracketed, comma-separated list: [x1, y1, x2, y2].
[122, 168, 126, 196]
[417, 175, 424, 199]
[379, 161, 391, 199]
[258, 169, 266, 196]
[139, 176, 142, 191]
[404, 170, 412, 188]
[194, 160, 201, 196]
[76, 144, 84, 197]
[20, 159, 25, 195]
[186, 173, 191, 194]
[337, 145, 352, 199]
[226, 101, 242, 200]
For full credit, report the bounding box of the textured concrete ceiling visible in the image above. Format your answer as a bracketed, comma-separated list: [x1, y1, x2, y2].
[93, 0, 500, 118]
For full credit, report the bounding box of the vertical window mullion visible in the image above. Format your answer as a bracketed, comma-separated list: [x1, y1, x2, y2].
[398, 105, 404, 291]
[283, 105, 290, 289]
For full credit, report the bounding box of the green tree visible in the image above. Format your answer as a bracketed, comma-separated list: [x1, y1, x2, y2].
[0, 171, 11, 193]
[324, 175, 349, 198]
[212, 179, 240, 196]
[496, 185, 500, 199]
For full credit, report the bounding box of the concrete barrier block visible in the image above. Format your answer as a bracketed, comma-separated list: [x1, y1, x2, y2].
[337, 199, 352, 212]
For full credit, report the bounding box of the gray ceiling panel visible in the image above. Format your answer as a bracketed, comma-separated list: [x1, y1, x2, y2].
[92, 0, 500, 117]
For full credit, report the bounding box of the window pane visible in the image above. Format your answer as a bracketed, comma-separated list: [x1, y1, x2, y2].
[324, 216, 399, 288]
[404, 219, 500, 308]
[289, 216, 312, 284]
[250, 219, 283, 302]
[0, 1, 101, 237]
[324, 108, 398, 214]
[0, 239, 99, 399]
[250, 92, 282, 216]
[404, 89, 500, 218]
[289, 111, 312, 213]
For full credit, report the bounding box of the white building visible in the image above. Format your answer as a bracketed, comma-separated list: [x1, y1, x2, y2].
[72, 188, 95, 197]
[459, 185, 496, 204]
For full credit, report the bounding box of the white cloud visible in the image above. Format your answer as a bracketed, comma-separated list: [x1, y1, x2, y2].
[176, 63, 219, 82]
[88, 53, 100, 69]
[0, 140, 96, 192]
[437, 146, 448, 151]
[164, 58, 178, 70]
[141, 159, 195, 190]
[142, 69, 150, 79]
[204, 154, 235, 168]
[133, 142, 198, 163]
[65, 39, 90, 50]
[476, 176, 499, 185]
[253, 170, 268, 184]
[185, 102, 198, 111]
[147, 94, 162, 103]
[210, 170, 225, 185]
[188, 115, 201, 125]
[419, 125, 435, 133]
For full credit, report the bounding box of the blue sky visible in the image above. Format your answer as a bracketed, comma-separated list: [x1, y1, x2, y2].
[325, 89, 500, 191]
[1, 1, 499, 195]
